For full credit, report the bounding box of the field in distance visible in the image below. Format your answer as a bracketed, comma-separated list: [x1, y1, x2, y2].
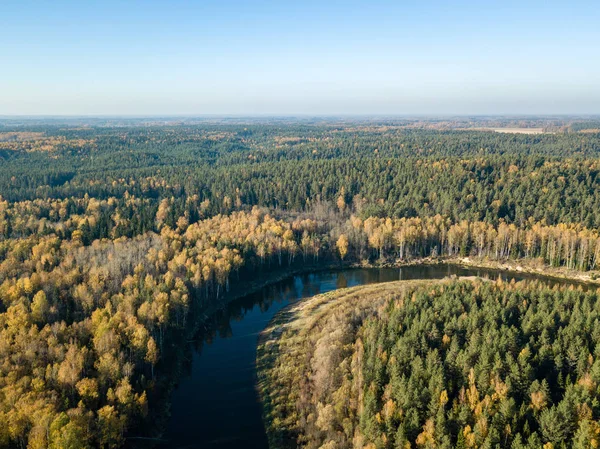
[460, 127, 548, 134]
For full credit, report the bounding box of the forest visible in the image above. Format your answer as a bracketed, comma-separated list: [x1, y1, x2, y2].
[258, 279, 600, 449]
[1, 119, 600, 448]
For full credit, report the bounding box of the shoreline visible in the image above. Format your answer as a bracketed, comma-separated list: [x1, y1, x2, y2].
[356, 256, 600, 285]
[254, 265, 599, 449]
[213, 255, 600, 317]
[256, 279, 458, 449]
[148, 257, 599, 444]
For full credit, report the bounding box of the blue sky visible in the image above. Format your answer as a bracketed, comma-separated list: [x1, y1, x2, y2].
[1, 0, 599, 115]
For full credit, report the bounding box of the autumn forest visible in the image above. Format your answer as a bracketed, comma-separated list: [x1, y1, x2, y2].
[1, 118, 600, 448]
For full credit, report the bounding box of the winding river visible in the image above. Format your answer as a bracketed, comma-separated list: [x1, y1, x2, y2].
[157, 264, 589, 449]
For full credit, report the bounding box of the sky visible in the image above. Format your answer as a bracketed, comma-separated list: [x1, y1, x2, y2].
[1, 0, 600, 116]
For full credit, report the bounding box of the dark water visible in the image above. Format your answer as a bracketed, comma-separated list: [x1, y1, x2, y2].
[158, 264, 589, 449]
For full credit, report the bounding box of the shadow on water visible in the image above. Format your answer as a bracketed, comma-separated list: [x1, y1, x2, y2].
[155, 264, 591, 449]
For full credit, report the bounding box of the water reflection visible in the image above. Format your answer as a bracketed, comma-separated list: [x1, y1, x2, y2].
[159, 265, 591, 449]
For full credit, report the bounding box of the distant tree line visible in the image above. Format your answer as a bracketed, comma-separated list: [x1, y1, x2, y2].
[1, 125, 600, 227]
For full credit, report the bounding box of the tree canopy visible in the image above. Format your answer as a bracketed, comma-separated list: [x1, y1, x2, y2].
[1, 119, 600, 447]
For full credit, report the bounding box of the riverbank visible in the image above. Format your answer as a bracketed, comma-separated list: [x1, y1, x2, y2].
[256, 272, 600, 449]
[356, 255, 600, 286]
[145, 257, 599, 446]
[256, 279, 455, 449]
[202, 256, 600, 327]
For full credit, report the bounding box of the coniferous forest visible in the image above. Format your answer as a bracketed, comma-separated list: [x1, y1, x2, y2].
[258, 279, 600, 449]
[1, 118, 600, 448]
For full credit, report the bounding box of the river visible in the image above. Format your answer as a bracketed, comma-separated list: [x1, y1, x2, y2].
[157, 264, 588, 449]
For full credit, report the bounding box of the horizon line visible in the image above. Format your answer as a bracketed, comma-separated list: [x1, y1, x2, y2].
[1, 113, 600, 119]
